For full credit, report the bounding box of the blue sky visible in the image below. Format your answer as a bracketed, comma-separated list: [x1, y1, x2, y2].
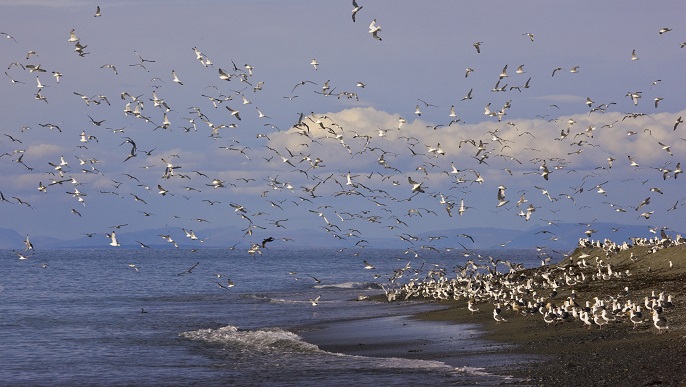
[1, 0, 685, 247]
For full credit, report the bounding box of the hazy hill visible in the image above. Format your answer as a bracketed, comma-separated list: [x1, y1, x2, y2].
[1, 223, 677, 250]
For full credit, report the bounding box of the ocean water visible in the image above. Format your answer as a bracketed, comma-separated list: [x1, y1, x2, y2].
[1, 248, 538, 386]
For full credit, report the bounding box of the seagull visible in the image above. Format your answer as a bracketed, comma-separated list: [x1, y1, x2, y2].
[467, 300, 480, 314]
[310, 58, 319, 70]
[627, 91, 641, 106]
[351, 0, 363, 22]
[628, 155, 640, 168]
[94, 5, 101, 17]
[408, 176, 425, 193]
[652, 310, 668, 334]
[473, 41, 482, 53]
[497, 185, 509, 207]
[108, 231, 120, 247]
[493, 304, 507, 324]
[1, 31, 17, 43]
[658, 27, 672, 34]
[24, 234, 34, 251]
[172, 70, 183, 85]
[51, 71, 63, 83]
[369, 19, 382, 41]
[226, 106, 241, 120]
[629, 307, 644, 329]
[310, 295, 321, 306]
[631, 49, 639, 61]
[363, 260, 375, 269]
[67, 29, 79, 42]
[523, 32, 534, 42]
[674, 116, 683, 131]
[499, 64, 508, 79]
[449, 105, 457, 117]
[4, 71, 25, 84]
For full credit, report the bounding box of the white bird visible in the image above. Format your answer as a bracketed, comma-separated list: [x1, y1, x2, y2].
[310, 58, 319, 70]
[497, 185, 509, 207]
[493, 305, 507, 324]
[369, 19, 382, 41]
[408, 176, 425, 193]
[172, 70, 183, 85]
[218, 68, 231, 81]
[108, 231, 120, 247]
[499, 64, 508, 79]
[310, 295, 321, 306]
[652, 310, 668, 334]
[467, 300, 480, 314]
[363, 260, 375, 270]
[449, 105, 457, 117]
[631, 49, 639, 61]
[226, 106, 241, 121]
[68, 29, 79, 42]
[25, 234, 34, 251]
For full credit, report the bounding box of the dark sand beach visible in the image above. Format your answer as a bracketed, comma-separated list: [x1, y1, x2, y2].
[306, 243, 686, 386]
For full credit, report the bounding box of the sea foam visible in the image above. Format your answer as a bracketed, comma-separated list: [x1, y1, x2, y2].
[180, 325, 321, 353]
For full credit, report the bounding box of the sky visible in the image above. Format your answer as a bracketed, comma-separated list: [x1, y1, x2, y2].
[1, 0, 685, 248]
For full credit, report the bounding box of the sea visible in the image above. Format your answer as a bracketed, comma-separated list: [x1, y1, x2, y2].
[1, 247, 542, 386]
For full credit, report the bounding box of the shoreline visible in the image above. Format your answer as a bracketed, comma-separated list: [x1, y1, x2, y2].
[297, 312, 536, 385]
[303, 243, 686, 386]
[412, 244, 686, 386]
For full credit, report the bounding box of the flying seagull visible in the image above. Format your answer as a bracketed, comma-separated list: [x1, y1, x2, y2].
[351, 0, 363, 22]
[369, 19, 382, 41]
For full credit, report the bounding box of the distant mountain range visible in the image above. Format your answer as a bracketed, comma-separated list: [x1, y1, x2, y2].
[1, 222, 678, 251]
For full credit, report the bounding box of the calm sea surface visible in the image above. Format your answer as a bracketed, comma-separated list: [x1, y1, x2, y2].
[1, 248, 539, 386]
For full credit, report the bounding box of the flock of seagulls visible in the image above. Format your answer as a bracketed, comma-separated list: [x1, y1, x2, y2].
[0, 4, 684, 316]
[379, 235, 679, 334]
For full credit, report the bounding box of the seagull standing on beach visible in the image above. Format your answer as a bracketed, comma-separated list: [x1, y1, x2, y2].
[652, 310, 668, 334]
[468, 300, 480, 314]
[493, 304, 507, 323]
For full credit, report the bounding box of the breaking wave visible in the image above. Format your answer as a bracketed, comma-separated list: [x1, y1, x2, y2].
[180, 325, 321, 354]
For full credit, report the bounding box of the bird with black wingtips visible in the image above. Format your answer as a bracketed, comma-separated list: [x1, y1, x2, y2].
[351, 0, 363, 22]
[369, 19, 382, 41]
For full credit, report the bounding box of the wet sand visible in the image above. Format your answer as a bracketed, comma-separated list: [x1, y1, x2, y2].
[299, 314, 538, 385]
